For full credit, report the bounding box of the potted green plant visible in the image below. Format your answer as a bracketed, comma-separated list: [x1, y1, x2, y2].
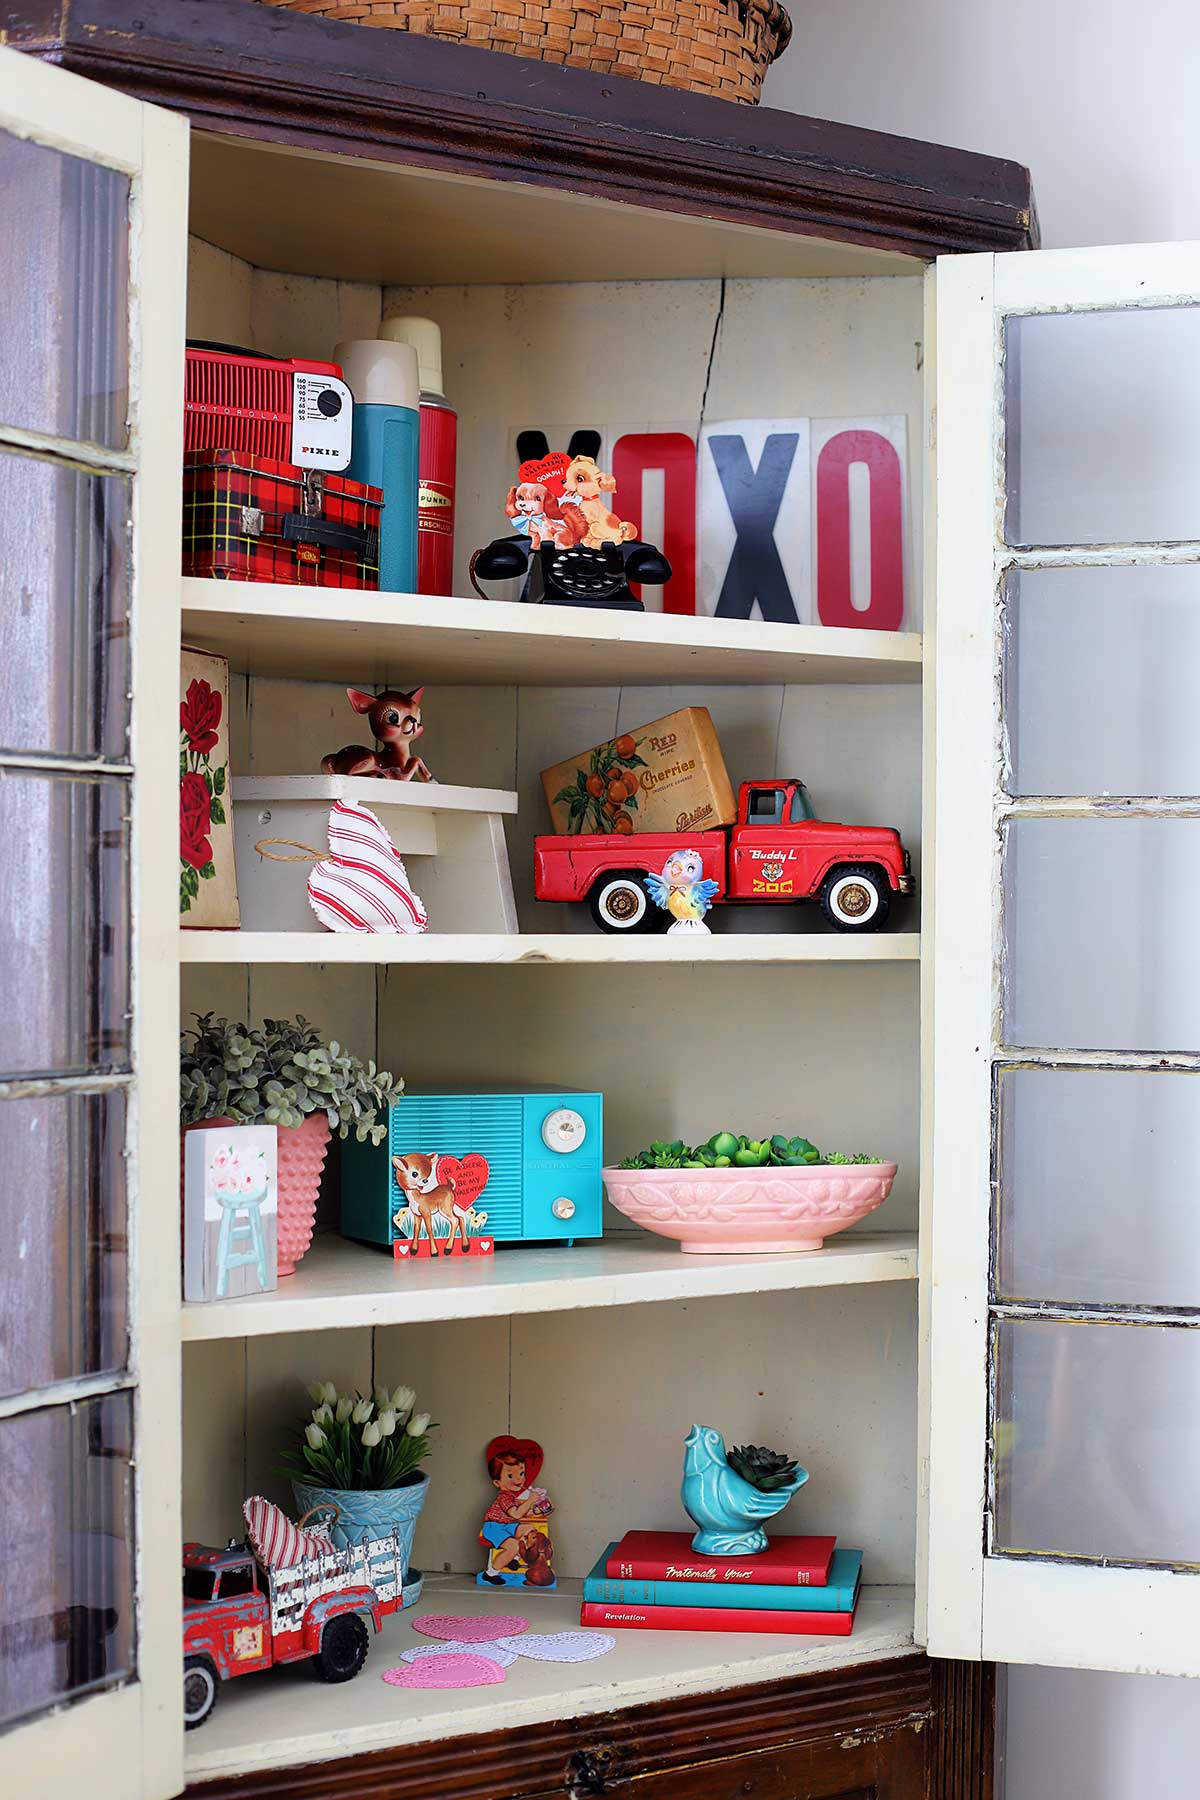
[180, 1013, 402, 1274]
[283, 1379, 436, 1568]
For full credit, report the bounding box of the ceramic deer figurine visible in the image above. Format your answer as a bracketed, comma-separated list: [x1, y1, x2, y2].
[321, 687, 433, 781]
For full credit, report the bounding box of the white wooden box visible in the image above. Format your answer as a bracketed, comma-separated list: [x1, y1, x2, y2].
[233, 776, 519, 934]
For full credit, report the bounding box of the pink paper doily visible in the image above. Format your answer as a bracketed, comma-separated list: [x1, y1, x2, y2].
[401, 1638, 520, 1669]
[412, 1612, 529, 1642]
[383, 1653, 507, 1690]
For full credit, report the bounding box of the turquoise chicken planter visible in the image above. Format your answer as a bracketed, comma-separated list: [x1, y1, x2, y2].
[681, 1423, 808, 1555]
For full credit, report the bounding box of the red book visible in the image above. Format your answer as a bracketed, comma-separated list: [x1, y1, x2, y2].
[605, 1532, 836, 1588]
[580, 1600, 855, 1636]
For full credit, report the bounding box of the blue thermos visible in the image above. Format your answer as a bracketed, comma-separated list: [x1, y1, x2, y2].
[335, 338, 420, 594]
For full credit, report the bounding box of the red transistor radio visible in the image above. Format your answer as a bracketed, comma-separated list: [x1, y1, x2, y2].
[184, 343, 354, 471]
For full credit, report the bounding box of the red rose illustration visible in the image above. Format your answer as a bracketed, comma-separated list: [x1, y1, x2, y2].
[180, 772, 213, 870]
[180, 678, 222, 756]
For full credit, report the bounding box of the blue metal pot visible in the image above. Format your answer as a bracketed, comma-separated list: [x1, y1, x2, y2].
[292, 1470, 430, 1574]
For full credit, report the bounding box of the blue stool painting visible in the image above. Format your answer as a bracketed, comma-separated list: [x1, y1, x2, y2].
[184, 1125, 278, 1304]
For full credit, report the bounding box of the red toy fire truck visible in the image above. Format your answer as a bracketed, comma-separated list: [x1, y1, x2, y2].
[182, 1520, 407, 1728]
[534, 779, 914, 934]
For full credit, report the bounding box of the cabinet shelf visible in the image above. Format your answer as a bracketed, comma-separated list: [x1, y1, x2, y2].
[180, 1231, 918, 1341]
[182, 578, 923, 689]
[179, 929, 921, 966]
[183, 1575, 916, 1782]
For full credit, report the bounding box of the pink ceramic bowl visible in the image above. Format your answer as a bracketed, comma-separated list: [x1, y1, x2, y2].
[602, 1162, 897, 1254]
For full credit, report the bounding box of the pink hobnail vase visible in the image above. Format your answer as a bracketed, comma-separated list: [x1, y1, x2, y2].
[601, 1161, 898, 1254]
[275, 1112, 332, 1276]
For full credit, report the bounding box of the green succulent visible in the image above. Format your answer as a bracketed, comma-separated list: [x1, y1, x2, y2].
[180, 1012, 402, 1145]
[727, 1443, 802, 1493]
[617, 1130, 881, 1171]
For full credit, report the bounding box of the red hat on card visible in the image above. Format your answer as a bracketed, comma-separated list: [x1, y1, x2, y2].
[485, 1435, 544, 1486]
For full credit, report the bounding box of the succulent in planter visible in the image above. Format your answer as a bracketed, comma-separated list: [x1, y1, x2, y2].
[180, 1012, 402, 1144]
[617, 1130, 880, 1171]
[683, 1423, 809, 1554]
[726, 1442, 803, 1493]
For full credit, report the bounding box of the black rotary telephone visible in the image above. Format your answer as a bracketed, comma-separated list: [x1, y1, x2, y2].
[470, 430, 672, 612]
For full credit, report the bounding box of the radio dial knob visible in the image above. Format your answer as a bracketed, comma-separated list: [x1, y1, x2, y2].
[542, 1107, 586, 1153]
[552, 1197, 576, 1221]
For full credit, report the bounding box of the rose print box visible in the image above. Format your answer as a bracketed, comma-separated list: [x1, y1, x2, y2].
[180, 645, 240, 928]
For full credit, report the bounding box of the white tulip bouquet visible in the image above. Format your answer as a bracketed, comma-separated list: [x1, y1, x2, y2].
[281, 1380, 436, 1491]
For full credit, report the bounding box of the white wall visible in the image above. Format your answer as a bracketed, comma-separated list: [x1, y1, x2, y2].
[1000, 1665, 1200, 1798]
[768, 3, 1200, 1793]
[763, 0, 1200, 251]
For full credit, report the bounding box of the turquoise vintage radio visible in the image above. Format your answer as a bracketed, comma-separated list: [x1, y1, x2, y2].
[340, 1089, 604, 1255]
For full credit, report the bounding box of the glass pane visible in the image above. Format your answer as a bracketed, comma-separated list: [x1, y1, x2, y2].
[0, 772, 130, 1078]
[1003, 564, 1200, 798]
[0, 1089, 128, 1399]
[995, 1067, 1200, 1307]
[0, 131, 128, 449]
[1005, 306, 1200, 547]
[993, 1318, 1200, 1565]
[0, 1392, 134, 1728]
[0, 451, 130, 761]
[1003, 816, 1200, 1052]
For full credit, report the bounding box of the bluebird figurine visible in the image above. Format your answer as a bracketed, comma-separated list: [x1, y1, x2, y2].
[644, 850, 720, 935]
[681, 1423, 809, 1555]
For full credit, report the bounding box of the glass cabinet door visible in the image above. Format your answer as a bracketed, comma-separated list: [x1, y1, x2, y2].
[927, 242, 1200, 1676]
[0, 45, 187, 1799]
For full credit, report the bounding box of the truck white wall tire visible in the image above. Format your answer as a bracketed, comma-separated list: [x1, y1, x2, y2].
[316, 1612, 370, 1683]
[589, 871, 658, 934]
[183, 1655, 219, 1729]
[819, 865, 890, 932]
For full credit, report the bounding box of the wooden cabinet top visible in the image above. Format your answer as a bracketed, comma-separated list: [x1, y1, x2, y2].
[4, 0, 1037, 261]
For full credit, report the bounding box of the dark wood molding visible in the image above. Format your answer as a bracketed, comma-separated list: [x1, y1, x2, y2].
[187, 1651, 996, 1800]
[929, 1657, 997, 1800]
[2, 0, 1037, 261]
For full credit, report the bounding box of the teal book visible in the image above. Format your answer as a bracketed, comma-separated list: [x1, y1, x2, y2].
[584, 1544, 863, 1613]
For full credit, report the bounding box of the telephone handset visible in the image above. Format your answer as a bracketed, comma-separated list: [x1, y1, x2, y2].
[471, 535, 671, 610]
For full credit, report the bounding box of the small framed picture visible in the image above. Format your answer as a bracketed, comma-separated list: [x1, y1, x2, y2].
[184, 1125, 278, 1303]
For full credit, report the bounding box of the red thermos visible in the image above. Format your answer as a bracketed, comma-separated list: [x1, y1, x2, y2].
[379, 315, 456, 596]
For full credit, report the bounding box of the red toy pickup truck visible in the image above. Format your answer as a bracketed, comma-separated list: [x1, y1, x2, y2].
[182, 1528, 407, 1728]
[534, 778, 914, 934]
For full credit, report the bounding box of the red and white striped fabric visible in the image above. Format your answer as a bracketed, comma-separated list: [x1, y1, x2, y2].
[243, 1495, 334, 1570]
[307, 800, 428, 935]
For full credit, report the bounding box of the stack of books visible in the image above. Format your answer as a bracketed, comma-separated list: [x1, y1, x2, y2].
[580, 1531, 861, 1636]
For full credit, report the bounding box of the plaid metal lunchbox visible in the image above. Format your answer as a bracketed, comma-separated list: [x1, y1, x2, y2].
[183, 450, 383, 589]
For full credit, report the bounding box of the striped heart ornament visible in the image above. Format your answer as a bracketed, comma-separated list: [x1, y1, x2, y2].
[242, 1496, 333, 1570]
[307, 800, 428, 934]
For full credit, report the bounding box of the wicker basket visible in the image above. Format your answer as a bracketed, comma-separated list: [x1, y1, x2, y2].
[254, 0, 792, 104]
